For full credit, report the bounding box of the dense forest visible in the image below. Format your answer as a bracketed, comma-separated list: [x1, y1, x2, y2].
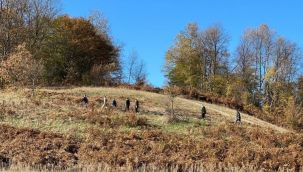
[164, 23, 303, 130]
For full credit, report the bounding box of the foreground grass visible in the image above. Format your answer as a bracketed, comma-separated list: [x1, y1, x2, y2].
[1, 163, 299, 172]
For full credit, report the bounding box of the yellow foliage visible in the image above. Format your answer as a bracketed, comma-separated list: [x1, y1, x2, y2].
[262, 104, 271, 113]
[210, 75, 228, 95]
[264, 67, 276, 82]
[285, 96, 297, 127]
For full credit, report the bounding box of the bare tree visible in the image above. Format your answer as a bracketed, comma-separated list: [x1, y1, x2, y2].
[166, 84, 178, 118]
[125, 50, 147, 85]
[201, 25, 230, 76]
[132, 60, 147, 85]
[235, 34, 256, 93]
[126, 50, 138, 84]
[88, 10, 110, 40]
[0, 0, 58, 60]
[273, 37, 299, 83]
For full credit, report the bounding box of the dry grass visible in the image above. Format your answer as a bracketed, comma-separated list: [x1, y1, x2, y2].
[0, 87, 302, 171]
[0, 122, 303, 171]
[1, 163, 300, 172]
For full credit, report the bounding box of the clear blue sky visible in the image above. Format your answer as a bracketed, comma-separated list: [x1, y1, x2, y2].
[61, 0, 303, 87]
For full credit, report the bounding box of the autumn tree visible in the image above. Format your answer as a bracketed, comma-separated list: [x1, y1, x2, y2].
[235, 25, 300, 110]
[164, 23, 230, 95]
[236, 25, 276, 106]
[41, 15, 121, 85]
[0, 44, 43, 95]
[0, 0, 58, 59]
[285, 96, 303, 129]
[231, 24, 303, 130]
[266, 37, 299, 110]
[165, 23, 202, 88]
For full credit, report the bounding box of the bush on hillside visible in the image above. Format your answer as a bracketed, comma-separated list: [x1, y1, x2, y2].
[0, 44, 43, 89]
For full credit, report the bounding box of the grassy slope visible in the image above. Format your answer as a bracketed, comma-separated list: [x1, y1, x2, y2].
[0, 87, 223, 138]
[0, 87, 302, 171]
[43, 87, 290, 133]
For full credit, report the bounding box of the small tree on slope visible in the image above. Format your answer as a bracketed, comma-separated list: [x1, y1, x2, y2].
[0, 44, 43, 96]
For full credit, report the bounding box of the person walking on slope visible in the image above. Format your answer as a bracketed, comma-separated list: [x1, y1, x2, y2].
[101, 96, 108, 109]
[235, 110, 241, 123]
[125, 98, 130, 111]
[81, 95, 88, 107]
[112, 98, 117, 108]
[201, 105, 206, 119]
[135, 99, 140, 113]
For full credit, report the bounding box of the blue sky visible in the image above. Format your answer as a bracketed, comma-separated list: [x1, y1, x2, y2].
[61, 0, 303, 87]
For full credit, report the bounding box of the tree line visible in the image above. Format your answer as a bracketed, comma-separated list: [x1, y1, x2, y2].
[0, 0, 125, 87]
[164, 23, 303, 130]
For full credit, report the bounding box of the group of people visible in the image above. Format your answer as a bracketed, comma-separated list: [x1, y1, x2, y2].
[124, 98, 140, 113]
[81, 95, 140, 113]
[200, 105, 242, 123]
[82, 94, 241, 122]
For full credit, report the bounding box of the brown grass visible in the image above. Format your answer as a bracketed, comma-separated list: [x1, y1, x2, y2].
[0, 87, 302, 171]
[2, 163, 300, 172]
[0, 123, 303, 171]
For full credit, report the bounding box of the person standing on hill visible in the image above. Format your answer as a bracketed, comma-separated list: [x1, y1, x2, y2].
[81, 95, 88, 106]
[135, 99, 140, 113]
[101, 96, 108, 109]
[112, 98, 117, 108]
[201, 105, 206, 119]
[125, 98, 130, 111]
[236, 110, 241, 123]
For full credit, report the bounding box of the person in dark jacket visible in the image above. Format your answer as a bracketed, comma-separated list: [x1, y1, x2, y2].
[125, 98, 130, 111]
[236, 110, 241, 123]
[135, 99, 140, 113]
[81, 95, 88, 106]
[201, 105, 206, 119]
[112, 99, 117, 108]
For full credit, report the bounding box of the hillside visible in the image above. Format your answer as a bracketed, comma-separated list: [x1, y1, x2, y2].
[0, 87, 302, 171]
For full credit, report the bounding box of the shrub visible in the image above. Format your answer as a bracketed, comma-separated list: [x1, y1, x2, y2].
[0, 44, 43, 87]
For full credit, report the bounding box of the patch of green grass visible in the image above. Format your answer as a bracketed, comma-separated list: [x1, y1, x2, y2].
[141, 114, 209, 135]
[118, 125, 143, 133]
[0, 115, 99, 138]
[145, 115, 167, 126]
[162, 122, 192, 134]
